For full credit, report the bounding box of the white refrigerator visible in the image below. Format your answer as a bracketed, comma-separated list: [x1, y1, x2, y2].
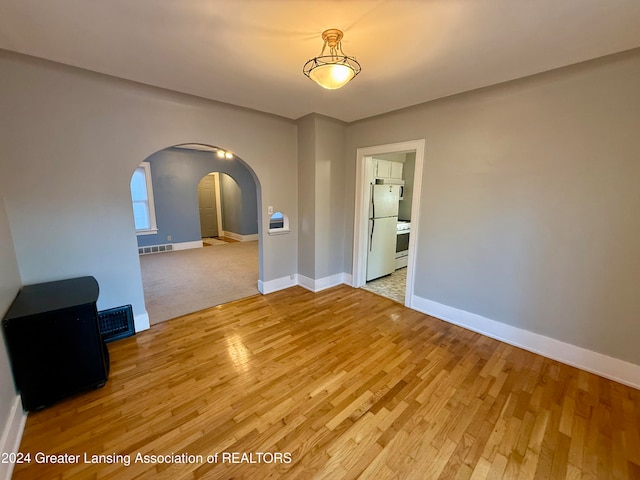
[367, 184, 400, 281]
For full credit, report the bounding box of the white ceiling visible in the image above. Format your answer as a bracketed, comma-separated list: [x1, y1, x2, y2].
[1, 0, 639, 122]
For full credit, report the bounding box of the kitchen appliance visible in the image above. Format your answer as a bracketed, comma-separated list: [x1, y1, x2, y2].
[367, 184, 400, 281]
[396, 221, 411, 269]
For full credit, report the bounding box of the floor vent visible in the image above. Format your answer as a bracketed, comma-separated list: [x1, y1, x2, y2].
[98, 305, 135, 343]
[138, 244, 173, 255]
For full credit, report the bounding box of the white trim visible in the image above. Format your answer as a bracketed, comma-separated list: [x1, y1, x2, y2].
[259, 273, 352, 295]
[259, 275, 298, 294]
[213, 172, 224, 238]
[135, 228, 159, 236]
[412, 295, 640, 390]
[267, 229, 291, 236]
[172, 240, 204, 251]
[352, 140, 425, 309]
[0, 396, 27, 480]
[298, 273, 345, 293]
[134, 311, 150, 332]
[222, 231, 259, 242]
[297, 275, 315, 292]
[132, 161, 158, 233]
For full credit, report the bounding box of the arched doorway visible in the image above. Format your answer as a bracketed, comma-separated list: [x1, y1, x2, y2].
[130, 143, 261, 325]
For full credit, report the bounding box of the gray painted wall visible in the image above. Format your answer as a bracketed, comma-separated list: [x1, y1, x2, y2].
[345, 50, 640, 365]
[314, 115, 347, 280]
[0, 195, 22, 449]
[0, 50, 298, 325]
[297, 115, 316, 279]
[136, 148, 258, 248]
[219, 173, 250, 236]
[297, 114, 347, 281]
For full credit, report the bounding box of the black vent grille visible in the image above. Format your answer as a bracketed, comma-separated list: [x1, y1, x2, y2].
[98, 305, 134, 343]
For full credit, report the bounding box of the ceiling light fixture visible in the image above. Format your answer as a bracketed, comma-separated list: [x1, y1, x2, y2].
[303, 29, 361, 90]
[216, 149, 233, 159]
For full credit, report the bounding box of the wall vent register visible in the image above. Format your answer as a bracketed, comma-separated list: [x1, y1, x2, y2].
[98, 305, 135, 343]
[138, 244, 173, 255]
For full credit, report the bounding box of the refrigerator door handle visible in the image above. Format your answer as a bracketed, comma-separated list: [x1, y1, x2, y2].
[369, 219, 375, 251]
[370, 184, 375, 219]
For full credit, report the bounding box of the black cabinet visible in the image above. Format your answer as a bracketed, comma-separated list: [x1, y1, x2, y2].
[1, 276, 109, 411]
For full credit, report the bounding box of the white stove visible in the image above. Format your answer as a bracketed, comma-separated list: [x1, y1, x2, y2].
[396, 220, 411, 233]
[395, 221, 411, 269]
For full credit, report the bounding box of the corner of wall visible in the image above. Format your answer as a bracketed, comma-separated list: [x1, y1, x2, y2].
[134, 311, 150, 332]
[260, 272, 351, 295]
[259, 275, 298, 294]
[0, 397, 27, 480]
[0, 195, 26, 480]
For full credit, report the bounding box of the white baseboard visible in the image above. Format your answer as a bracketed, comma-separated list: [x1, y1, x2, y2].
[412, 295, 640, 390]
[259, 272, 350, 295]
[298, 273, 347, 293]
[259, 275, 298, 294]
[297, 275, 315, 292]
[134, 311, 150, 332]
[0, 396, 27, 480]
[222, 231, 258, 242]
[173, 240, 203, 251]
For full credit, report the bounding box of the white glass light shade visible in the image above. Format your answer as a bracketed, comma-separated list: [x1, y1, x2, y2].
[308, 63, 355, 90]
[303, 29, 361, 90]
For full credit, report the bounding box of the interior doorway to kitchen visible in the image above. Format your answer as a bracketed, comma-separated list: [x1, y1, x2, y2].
[352, 140, 425, 307]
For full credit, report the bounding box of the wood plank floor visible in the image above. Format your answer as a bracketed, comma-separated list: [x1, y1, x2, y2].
[13, 285, 640, 479]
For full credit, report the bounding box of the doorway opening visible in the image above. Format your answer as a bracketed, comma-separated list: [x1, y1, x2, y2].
[131, 144, 261, 325]
[352, 140, 425, 307]
[197, 172, 224, 243]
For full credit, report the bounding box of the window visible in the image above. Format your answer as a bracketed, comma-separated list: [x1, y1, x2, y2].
[130, 162, 157, 235]
[268, 211, 290, 235]
[269, 211, 284, 229]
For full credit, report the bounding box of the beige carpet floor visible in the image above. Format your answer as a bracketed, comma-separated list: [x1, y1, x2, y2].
[140, 241, 259, 325]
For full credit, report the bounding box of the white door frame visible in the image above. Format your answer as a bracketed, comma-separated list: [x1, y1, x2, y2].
[352, 139, 425, 308]
[212, 172, 223, 236]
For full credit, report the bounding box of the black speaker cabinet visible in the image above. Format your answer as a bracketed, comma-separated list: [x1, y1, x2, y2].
[1, 276, 109, 411]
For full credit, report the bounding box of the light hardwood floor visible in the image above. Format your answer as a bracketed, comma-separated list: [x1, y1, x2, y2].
[13, 286, 640, 479]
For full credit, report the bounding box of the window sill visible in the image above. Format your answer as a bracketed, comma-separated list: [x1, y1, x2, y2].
[136, 229, 158, 236]
[268, 228, 291, 236]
